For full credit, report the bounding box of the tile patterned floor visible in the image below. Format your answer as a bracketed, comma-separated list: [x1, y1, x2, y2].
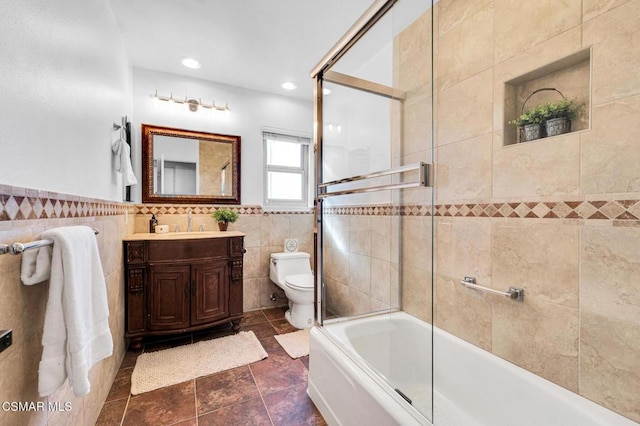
[96, 307, 326, 426]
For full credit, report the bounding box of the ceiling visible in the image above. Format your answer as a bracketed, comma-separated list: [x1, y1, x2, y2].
[108, 0, 375, 101]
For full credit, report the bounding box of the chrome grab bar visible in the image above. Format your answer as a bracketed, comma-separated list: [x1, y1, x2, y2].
[460, 276, 524, 302]
[318, 162, 431, 198]
[0, 228, 100, 255]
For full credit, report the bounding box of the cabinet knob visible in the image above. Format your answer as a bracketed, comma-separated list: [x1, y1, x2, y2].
[242, 248, 246, 253]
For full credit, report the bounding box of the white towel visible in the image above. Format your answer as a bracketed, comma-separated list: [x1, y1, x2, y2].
[111, 128, 138, 186]
[37, 226, 113, 397]
[20, 245, 52, 285]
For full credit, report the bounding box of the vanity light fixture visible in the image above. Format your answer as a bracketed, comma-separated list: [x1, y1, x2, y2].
[181, 58, 202, 69]
[152, 90, 230, 113]
[282, 81, 297, 90]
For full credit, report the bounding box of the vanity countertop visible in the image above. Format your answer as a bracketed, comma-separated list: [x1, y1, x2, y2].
[123, 231, 246, 241]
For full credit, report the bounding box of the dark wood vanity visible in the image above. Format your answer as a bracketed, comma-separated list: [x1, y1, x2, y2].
[123, 232, 245, 349]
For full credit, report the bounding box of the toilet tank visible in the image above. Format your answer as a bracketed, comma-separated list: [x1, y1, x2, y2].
[270, 252, 312, 285]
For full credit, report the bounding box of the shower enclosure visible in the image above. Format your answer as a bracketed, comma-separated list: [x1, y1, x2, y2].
[311, 0, 435, 422]
[309, 0, 640, 425]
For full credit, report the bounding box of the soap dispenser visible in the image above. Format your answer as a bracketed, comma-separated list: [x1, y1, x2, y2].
[149, 214, 158, 233]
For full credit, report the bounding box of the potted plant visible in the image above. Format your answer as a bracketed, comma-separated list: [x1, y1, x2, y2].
[212, 208, 238, 231]
[509, 104, 546, 142]
[540, 97, 582, 137]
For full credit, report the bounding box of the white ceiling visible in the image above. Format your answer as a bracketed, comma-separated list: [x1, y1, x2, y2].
[107, 0, 375, 101]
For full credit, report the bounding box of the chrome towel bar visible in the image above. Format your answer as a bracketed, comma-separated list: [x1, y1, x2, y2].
[460, 276, 524, 302]
[0, 228, 100, 255]
[318, 162, 431, 198]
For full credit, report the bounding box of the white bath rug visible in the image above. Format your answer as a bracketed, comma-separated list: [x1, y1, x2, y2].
[274, 329, 310, 358]
[131, 331, 267, 395]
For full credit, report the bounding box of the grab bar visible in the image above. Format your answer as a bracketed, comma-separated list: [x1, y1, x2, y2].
[318, 162, 431, 198]
[460, 276, 524, 302]
[0, 228, 100, 255]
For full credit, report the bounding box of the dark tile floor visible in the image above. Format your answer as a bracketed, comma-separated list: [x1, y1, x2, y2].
[96, 307, 326, 426]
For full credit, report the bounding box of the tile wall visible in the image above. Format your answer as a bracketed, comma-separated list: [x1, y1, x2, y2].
[0, 185, 134, 425]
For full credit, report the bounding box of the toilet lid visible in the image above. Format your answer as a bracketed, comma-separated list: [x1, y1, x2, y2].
[285, 274, 314, 290]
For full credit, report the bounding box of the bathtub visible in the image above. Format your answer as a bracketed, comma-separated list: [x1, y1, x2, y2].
[308, 311, 636, 426]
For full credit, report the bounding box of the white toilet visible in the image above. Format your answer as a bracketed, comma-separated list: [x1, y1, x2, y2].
[269, 252, 315, 329]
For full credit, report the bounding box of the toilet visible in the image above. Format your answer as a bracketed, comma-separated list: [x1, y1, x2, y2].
[269, 252, 315, 329]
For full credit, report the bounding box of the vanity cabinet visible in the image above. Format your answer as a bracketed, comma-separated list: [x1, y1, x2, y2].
[123, 233, 245, 349]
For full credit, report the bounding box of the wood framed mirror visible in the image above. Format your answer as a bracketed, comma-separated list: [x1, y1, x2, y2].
[142, 124, 241, 204]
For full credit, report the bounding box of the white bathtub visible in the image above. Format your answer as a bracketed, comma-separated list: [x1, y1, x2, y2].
[308, 311, 637, 426]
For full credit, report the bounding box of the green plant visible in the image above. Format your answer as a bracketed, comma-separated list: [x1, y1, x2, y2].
[212, 208, 238, 224]
[540, 97, 582, 121]
[509, 104, 546, 127]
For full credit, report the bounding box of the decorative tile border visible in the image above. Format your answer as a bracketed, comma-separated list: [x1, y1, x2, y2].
[0, 187, 129, 221]
[135, 205, 314, 216]
[324, 199, 640, 221]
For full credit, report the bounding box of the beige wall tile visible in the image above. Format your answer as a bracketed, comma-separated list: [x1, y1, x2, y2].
[402, 86, 432, 156]
[371, 216, 392, 261]
[583, 0, 632, 22]
[581, 95, 640, 194]
[493, 132, 581, 198]
[269, 215, 290, 247]
[401, 264, 432, 323]
[581, 226, 640, 324]
[435, 274, 492, 350]
[348, 253, 371, 295]
[492, 296, 579, 392]
[580, 313, 640, 423]
[493, 221, 579, 308]
[493, 0, 581, 64]
[243, 278, 262, 311]
[437, 1, 493, 91]
[437, 69, 493, 146]
[583, 1, 640, 105]
[438, 0, 492, 37]
[436, 218, 492, 283]
[290, 214, 314, 246]
[243, 247, 261, 279]
[371, 258, 392, 305]
[436, 133, 493, 202]
[349, 216, 371, 256]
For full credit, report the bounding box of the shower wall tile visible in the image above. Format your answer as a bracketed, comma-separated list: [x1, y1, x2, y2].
[348, 253, 371, 295]
[581, 94, 640, 194]
[582, 0, 632, 22]
[403, 87, 432, 156]
[401, 215, 433, 271]
[492, 296, 579, 392]
[371, 258, 392, 305]
[580, 313, 640, 423]
[492, 0, 581, 64]
[492, 221, 579, 308]
[349, 216, 371, 256]
[435, 133, 493, 202]
[438, 0, 492, 37]
[437, 1, 494, 91]
[581, 226, 640, 324]
[402, 263, 432, 323]
[583, 0, 640, 105]
[370, 216, 392, 261]
[493, 132, 581, 198]
[434, 274, 492, 351]
[435, 218, 492, 285]
[437, 69, 493, 146]
[398, 11, 432, 92]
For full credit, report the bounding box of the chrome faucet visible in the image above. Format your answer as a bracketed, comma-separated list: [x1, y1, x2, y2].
[187, 210, 192, 232]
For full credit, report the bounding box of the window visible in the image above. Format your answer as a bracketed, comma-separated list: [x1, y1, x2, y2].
[263, 131, 310, 208]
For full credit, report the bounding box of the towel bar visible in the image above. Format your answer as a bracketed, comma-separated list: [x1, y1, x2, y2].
[0, 228, 100, 255]
[460, 276, 524, 302]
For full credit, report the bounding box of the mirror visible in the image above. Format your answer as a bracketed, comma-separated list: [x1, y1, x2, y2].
[142, 124, 241, 204]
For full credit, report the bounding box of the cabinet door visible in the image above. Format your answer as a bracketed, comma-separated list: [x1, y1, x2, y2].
[191, 260, 229, 326]
[147, 265, 190, 331]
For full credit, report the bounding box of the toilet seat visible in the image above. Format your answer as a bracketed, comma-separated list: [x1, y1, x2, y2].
[285, 274, 314, 291]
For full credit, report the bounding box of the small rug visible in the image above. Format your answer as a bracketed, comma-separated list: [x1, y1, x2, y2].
[274, 329, 310, 358]
[131, 331, 267, 395]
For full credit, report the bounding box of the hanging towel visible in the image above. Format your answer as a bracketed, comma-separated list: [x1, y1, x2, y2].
[20, 245, 52, 285]
[37, 226, 113, 397]
[111, 127, 138, 186]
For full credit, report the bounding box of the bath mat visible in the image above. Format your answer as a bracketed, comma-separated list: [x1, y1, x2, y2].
[131, 331, 267, 395]
[274, 329, 310, 358]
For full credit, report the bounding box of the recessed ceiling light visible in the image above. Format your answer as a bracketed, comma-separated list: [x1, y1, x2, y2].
[282, 82, 297, 90]
[323, 88, 332, 95]
[181, 58, 201, 69]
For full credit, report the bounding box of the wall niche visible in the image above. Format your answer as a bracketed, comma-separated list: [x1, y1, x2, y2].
[504, 49, 591, 146]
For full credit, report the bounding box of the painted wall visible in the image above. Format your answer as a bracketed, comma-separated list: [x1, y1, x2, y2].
[130, 67, 314, 205]
[0, 1, 133, 424]
[0, 0, 132, 202]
